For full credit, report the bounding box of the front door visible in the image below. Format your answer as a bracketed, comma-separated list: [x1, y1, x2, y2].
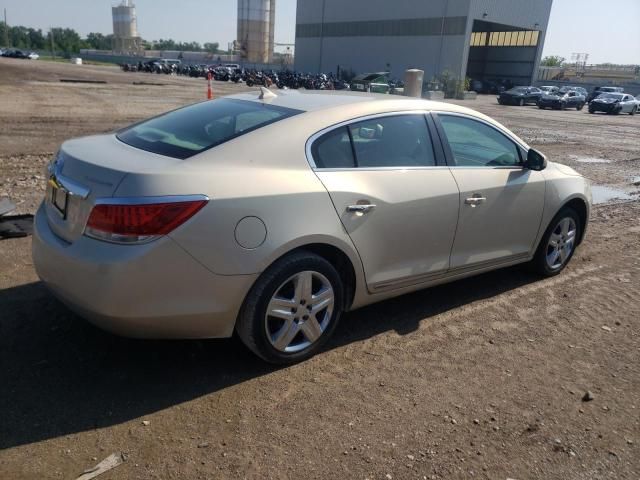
[310, 113, 460, 292]
[435, 113, 546, 269]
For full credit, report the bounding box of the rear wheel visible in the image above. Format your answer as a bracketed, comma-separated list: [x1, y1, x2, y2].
[530, 207, 581, 277]
[577, 103, 584, 111]
[236, 251, 344, 364]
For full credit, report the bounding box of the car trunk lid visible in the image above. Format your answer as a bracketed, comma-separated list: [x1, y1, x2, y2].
[45, 134, 181, 243]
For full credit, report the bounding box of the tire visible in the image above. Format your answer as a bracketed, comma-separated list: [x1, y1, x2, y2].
[589, 109, 595, 114]
[498, 99, 504, 105]
[518, 98, 525, 106]
[538, 104, 544, 109]
[577, 103, 584, 111]
[236, 251, 344, 364]
[530, 207, 581, 277]
[630, 106, 637, 116]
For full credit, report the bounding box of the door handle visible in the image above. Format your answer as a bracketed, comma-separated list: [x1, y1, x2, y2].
[465, 196, 487, 207]
[347, 204, 376, 214]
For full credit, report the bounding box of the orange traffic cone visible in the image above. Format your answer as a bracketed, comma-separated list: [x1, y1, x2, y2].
[207, 72, 214, 100]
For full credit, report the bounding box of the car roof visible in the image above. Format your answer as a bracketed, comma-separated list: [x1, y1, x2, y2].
[227, 89, 476, 115]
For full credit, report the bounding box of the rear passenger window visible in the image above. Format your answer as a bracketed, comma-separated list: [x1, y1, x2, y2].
[348, 115, 436, 167]
[311, 126, 356, 169]
[438, 115, 521, 167]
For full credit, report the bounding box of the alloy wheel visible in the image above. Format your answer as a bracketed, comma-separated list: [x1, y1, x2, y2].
[265, 271, 334, 353]
[545, 217, 577, 270]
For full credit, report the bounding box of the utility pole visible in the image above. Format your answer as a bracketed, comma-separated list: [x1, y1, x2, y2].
[3, 9, 9, 48]
[50, 27, 55, 59]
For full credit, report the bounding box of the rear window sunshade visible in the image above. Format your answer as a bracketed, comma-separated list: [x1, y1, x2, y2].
[117, 98, 303, 159]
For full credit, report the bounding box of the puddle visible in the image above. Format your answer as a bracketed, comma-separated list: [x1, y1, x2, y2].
[592, 186, 634, 204]
[575, 157, 611, 164]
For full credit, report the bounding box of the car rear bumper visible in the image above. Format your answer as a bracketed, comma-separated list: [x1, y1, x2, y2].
[32, 203, 257, 339]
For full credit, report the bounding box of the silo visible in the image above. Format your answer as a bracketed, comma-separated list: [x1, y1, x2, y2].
[237, 0, 276, 64]
[112, 0, 142, 54]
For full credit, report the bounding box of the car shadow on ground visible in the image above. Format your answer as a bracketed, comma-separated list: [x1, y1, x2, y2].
[0, 265, 541, 450]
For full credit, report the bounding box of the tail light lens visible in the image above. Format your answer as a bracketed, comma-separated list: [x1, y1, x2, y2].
[85, 197, 208, 244]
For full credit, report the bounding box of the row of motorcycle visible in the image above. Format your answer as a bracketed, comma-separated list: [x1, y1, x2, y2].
[120, 61, 352, 90]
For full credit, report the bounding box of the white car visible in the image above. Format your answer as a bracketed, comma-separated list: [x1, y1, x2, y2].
[28, 52, 40, 60]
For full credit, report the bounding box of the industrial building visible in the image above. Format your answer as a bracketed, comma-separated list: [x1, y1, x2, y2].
[112, 0, 142, 54]
[294, 0, 553, 85]
[237, 0, 276, 63]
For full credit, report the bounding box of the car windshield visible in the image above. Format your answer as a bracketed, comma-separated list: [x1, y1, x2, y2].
[117, 99, 302, 159]
[598, 93, 624, 100]
[507, 87, 528, 94]
[362, 74, 384, 81]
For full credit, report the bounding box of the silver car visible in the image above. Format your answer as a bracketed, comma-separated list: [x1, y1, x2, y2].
[33, 89, 591, 363]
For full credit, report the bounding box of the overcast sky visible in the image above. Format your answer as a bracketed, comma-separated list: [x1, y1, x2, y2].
[1, 0, 639, 64]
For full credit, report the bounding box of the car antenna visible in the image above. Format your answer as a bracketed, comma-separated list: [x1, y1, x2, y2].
[259, 86, 278, 100]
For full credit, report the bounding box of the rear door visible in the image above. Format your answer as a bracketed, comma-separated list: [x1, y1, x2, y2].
[310, 113, 460, 292]
[434, 112, 545, 270]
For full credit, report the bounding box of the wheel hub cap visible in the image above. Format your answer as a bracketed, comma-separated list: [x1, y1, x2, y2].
[545, 217, 577, 270]
[265, 271, 334, 353]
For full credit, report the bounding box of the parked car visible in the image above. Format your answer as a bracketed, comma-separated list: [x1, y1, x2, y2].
[587, 86, 624, 103]
[27, 52, 40, 60]
[497, 86, 543, 106]
[3, 49, 30, 59]
[537, 90, 586, 110]
[32, 90, 591, 363]
[558, 85, 588, 98]
[350, 72, 390, 94]
[539, 86, 559, 94]
[589, 93, 638, 115]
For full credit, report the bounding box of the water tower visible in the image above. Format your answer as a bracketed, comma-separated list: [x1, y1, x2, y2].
[112, 0, 142, 54]
[237, 0, 276, 64]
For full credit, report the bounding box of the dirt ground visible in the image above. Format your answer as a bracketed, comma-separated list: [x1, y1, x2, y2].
[0, 58, 638, 480]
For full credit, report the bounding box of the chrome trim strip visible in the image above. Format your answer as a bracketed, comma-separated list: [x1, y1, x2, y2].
[92, 194, 210, 206]
[54, 173, 91, 199]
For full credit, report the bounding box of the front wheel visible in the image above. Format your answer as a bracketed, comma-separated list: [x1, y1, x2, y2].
[236, 251, 344, 364]
[530, 208, 581, 277]
[577, 103, 584, 111]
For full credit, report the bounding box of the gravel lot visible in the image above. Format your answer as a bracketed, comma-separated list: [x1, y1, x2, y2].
[0, 58, 639, 480]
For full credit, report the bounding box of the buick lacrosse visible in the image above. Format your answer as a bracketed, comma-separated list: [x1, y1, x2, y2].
[33, 89, 591, 363]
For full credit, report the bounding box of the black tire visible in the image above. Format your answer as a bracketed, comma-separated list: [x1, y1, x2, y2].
[530, 207, 581, 277]
[236, 251, 344, 364]
[538, 104, 544, 109]
[577, 103, 584, 111]
[498, 99, 504, 105]
[589, 109, 595, 114]
[630, 106, 637, 116]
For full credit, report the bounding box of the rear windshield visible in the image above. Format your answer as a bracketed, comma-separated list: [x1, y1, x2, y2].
[117, 98, 302, 159]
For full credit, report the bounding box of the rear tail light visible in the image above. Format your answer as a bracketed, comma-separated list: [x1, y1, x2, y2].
[85, 197, 208, 244]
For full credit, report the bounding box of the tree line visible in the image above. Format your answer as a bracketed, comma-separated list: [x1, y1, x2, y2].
[0, 22, 221, 54]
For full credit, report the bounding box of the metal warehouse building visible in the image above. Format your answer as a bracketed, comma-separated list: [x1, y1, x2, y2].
[294, 0, 553, 85]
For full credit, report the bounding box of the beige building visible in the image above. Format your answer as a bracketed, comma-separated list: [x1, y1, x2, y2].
[112, 0, 143, 54]
[237, 0, 276, 63]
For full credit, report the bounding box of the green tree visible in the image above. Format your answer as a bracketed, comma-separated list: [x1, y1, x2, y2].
[540, 56, 565, 67]
[85, 32, 114, 50]
[203, 42, 219, 53]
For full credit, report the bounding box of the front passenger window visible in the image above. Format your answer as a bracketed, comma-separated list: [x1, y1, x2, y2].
[438, 115, 521, 167]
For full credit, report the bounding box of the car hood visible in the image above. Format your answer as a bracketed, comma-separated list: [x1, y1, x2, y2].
[541, 94, 562, 100]
[549, 162, 582, 177]
[593, 98, 619, 104]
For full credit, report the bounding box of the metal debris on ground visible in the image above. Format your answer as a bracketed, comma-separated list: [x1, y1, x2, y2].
[74, 452, 125, 480]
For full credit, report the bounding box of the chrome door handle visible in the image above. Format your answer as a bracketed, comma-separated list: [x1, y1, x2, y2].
[465, 196, 487, 206]
[347, 204, 376, 213]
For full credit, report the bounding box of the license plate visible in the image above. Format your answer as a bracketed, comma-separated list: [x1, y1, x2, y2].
[50, 182, 69, 218]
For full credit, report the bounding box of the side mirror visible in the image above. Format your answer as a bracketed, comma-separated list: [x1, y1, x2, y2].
[524, 148, 547, 171]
